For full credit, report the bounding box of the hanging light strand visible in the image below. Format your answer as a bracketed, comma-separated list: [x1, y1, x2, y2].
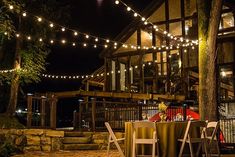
[113, 0, 198, 45]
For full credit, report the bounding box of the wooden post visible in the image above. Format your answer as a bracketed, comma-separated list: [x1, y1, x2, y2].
[40, 97, 46, 128]
[137, 27, 144, 93]
[152, 26, 157, 93]
[115, 58, 120, 92]
[78, 102, 83, 131]
[50, 96, 57, 129]
[91, 98, 96, 131]
[27, 95, 33, 128]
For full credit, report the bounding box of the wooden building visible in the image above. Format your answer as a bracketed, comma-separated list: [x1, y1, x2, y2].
[82, 0, 235, 115]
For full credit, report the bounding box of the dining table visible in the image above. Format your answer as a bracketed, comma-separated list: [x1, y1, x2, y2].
[124, 121, 199, 157]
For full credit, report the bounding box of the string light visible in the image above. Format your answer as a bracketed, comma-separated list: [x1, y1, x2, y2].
[113, 0, 197, 45]
[4, 5, 198, 52]
[0, 68, 17, 73]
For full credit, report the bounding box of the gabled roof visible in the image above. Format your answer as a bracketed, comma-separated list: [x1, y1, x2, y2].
[99, 0, 164, 58]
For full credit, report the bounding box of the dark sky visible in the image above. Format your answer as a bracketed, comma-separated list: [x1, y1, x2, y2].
[27, 0, 154, 93]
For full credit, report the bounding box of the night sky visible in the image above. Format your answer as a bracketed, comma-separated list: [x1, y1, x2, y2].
[23, 0, 154, 126]
[26, 0, 154, 93]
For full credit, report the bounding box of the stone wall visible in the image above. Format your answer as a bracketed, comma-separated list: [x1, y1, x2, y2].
[0, 129, 64, 152]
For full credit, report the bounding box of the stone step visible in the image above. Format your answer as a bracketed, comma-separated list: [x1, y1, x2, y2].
[63, 136, 92, 144]
[64, 132, 93, 137]
[63, 144, 100, 150]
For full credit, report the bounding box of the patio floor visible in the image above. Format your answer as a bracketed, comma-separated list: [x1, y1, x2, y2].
[12, 150, 235, 157]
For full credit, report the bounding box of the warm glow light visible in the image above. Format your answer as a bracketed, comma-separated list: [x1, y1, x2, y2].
[127, 7, 131, 11]
[72, 43, 76, 46]
[9, 5, 14, 10]
[27, 36, 31, 40]
[22, 12, 27, 17]
[74, 32, 78, 36]
[61, 39, 66, 44]
[4, 32, 7, 35]
[61, 28, 65, 32]
[16, 34, 20, 37]
[50, 23, 54, 27]
[37, 17, 42, 22]
[141, 17, 145, 21]
[85, 35, 89, 39]
[39, 38, 43, 42]
[104, 45, 108, 48]
[106, 39, 110, 43]
[94, 45, 97, 48]
[115, 0, 119, 5]
[50, 40, 54, 43]
[144, 21, 148, 25]
[83, 43, 87, 47]
[95, 38, 98, 42]
[134, 13, 138, 17]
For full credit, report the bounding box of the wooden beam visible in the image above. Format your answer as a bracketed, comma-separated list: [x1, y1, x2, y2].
[54, 90, 185, 101]
[91, 98, 96, 131]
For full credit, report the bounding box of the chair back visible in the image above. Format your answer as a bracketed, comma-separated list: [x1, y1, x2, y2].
[132, 121, 157, 140]
[205, 121, 218, 140]
[182, 121, 206, 141]
[105, 122, 117, 141]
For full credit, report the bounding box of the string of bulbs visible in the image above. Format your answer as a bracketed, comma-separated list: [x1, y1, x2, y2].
[114, 0, 197, 44]
[8, 32, 197, 50]
[5, 2, 198, 51]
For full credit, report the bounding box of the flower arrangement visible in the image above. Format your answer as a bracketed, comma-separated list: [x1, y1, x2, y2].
[158, 102, 168, 122]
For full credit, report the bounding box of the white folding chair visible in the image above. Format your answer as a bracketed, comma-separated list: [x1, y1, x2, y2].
[105, 122, 125, 157]
[178, 121, 208, 157]
[132, 121, 159, 157]
[204, 121, 220, 157]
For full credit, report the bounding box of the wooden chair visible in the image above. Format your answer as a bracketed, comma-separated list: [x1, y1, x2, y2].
[178, 120, 208, 157]
[105, 122, 125, 157]
[204, 121, 220, 157]
[132, 121, 159, 157]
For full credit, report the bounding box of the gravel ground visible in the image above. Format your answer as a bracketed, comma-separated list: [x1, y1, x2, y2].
[12, 150, 121, 157]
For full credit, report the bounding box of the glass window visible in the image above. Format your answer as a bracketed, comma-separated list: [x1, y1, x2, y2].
[184, 0, 197, 17]
[219, 65, 234, 100]
[162, 51, 167, 62]
[221, 13, 234, 29]
[170, 22, 182, 36]
[149, 3, 165, 22]
[169, 0, 181, 19]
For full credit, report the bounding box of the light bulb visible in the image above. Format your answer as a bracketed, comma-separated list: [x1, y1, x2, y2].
[106, 39, 110, 43]
[115, 0, 119, 5]
[16, 34, 20, 37]
[4, 32, 7, 35]
[27, 36, 31, 40]
[61, 39, 66, 44]
[9, 5, 14, 10]
[72, 43, 76, 46]
[95, 38, 98, 42]
[85, 35, 89, 39]
[127, 7, 131, 11]
[104, 45, 108, 48]
[74, 32, 78, 36]
[134, 13, 138, 17]
[94, 45, 97, 48]
[50, 40, 54, 44]
[61, 28, 65, 32]
[141, 17, 145, 21]
[114, 42, 117, 46]
[37, 17, 42, 22]
[39, 38, 43, 42]
[50, 23, 54, 27]
[22, 12, 27, 17]
[144, 21, 148, 25]
[83, 43, 87, 47]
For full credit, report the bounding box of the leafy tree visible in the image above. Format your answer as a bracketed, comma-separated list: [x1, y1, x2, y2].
[0, 0, 70, 115]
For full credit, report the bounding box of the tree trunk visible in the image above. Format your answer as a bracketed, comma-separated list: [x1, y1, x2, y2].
[197, 0, 222, 121]
[6, 17, 22, 116]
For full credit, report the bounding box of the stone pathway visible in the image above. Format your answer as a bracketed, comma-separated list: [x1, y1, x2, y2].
[12, 150, 121, 157]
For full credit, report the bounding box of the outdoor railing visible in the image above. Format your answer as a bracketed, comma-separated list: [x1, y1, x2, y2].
[74, 99, 188, 131]
[220, 118, 235, 144]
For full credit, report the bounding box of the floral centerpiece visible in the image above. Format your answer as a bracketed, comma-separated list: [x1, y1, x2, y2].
[158, 102, 168, 122]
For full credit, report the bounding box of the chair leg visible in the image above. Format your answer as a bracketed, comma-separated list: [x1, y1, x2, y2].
[107, 135, 111, 157]
[152, 143, 155, 157]
[196, 143, 202, 157]
[216, 141, 220, 157]
[132, 143, 135, 157]
[157, 142, 160, 157]
[178, 142, 185, 157]
[203, 140, 209, 157]
[189, 142, 194, 157]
